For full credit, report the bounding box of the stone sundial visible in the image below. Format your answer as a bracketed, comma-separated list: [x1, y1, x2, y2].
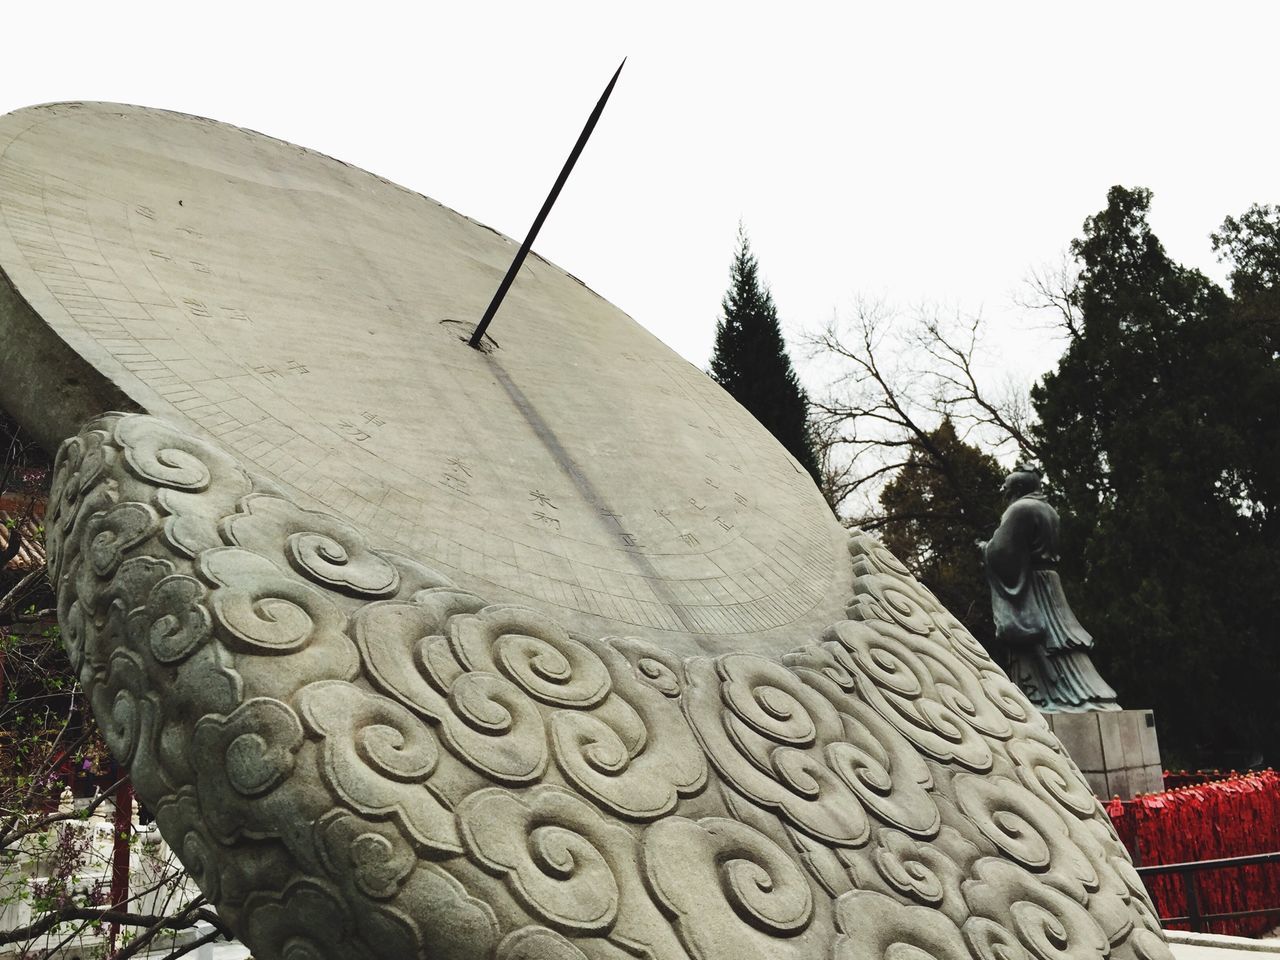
[0, 100, 846, 657]
[0, 101, 1174, 960]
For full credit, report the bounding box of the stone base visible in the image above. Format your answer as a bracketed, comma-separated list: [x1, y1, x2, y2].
[1043, 709, 1163, 800]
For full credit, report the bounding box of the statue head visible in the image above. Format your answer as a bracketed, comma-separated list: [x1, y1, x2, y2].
[1001, 462, 1042, 503]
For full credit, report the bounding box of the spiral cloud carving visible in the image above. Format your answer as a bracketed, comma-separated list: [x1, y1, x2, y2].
[46, 413, 1175, 960]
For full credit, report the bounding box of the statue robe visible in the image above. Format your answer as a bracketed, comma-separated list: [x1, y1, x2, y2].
[983, 492, 1119, 712]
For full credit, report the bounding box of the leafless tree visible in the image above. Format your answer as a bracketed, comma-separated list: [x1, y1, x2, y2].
[1015, 251, 1083, 342]
[0, 414, 226, 960]
[805, 298, 1038, 524]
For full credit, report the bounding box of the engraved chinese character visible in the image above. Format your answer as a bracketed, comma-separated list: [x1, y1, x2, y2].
[338, 419, 371, 442]
[599, 509, 623, 527]
[532, 511, 561, 529]
[689, 498, 706, 511]
[733, 492, 748, 506]
[221, 306, 252, 324]
[287, 359, 310, 375]
[619, 532, 640, 547]
[190, 260, 212, 274]
[714, 516, 734, 532]
[704, 477, 720, 489]
[446, 456, 472, 477]
[362, 411, 386, 427]
[442, 473, 469, 494]
[653, 508, 674, 525]
[149, 249, 173, 262]
[529, 490, 557, 509]
[708, 426, 725, 439]
[135, 205, 157, 221]
[182, 297, 210, 317]
[679, 532, 699, 546]
[705, 452, 721, 464]
[252, 363, 283, 380]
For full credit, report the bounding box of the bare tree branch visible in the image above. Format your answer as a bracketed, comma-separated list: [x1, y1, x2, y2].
[0, 900, 229, 949]
[804, 298, 1036, 523]
[0, 771, 128, 850]
[1016, 251, 1083, 340]
[152, 925, 226, 960]
[110, 897, 231, 960]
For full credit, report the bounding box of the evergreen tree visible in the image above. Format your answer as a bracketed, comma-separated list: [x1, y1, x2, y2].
[710, 227, 821, 482]
[1032, 186, 1280, 765]
[878, 418, 1005, 652]
[1211, 204, 1280, 518]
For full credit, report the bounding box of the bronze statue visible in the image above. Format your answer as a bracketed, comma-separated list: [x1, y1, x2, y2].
[980, 464, 1119, 712]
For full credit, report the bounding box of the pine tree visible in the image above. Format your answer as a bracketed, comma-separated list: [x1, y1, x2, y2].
[709, 227, 821, 482]
[1033, 186, 1280, 765]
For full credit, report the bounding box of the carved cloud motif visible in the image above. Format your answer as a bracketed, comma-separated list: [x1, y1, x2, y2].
[48, 413, 1176, 960]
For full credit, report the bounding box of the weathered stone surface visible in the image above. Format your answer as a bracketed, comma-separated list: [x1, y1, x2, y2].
[0, 101, 849, 658]
[47, 412, 1174, 960]
[1046, 710, 1164, 800]
[5, 101, 1175, 958]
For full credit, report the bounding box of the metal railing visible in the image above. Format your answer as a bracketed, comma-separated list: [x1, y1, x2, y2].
[1137, 851, 1280, 931]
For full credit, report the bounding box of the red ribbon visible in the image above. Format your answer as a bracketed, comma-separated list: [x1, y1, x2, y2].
[1108, 770, 1280, 936]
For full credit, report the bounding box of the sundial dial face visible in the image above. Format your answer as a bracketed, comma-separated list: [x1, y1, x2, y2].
[2, 102, 1171, 960]
[0, 102, 848, 655]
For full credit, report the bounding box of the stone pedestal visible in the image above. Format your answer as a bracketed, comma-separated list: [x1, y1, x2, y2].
[1043, 709, 1163, 800]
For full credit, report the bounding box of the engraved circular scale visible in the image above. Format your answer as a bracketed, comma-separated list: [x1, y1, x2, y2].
[0, 102, 849, 655]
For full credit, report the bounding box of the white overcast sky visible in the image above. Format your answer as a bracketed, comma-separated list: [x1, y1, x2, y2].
[2, 2, 1277, 393]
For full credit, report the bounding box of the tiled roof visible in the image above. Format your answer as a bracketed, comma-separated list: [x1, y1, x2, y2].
[0, 506, 46, 573]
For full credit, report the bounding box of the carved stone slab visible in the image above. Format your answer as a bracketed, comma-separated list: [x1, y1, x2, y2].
[46, 412, 1174, 960]
[1046, 711, 1164, 801]
[0, 101, 848, 659]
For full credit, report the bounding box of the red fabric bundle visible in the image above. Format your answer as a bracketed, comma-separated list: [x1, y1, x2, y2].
[1107, 770, 1280, 936]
